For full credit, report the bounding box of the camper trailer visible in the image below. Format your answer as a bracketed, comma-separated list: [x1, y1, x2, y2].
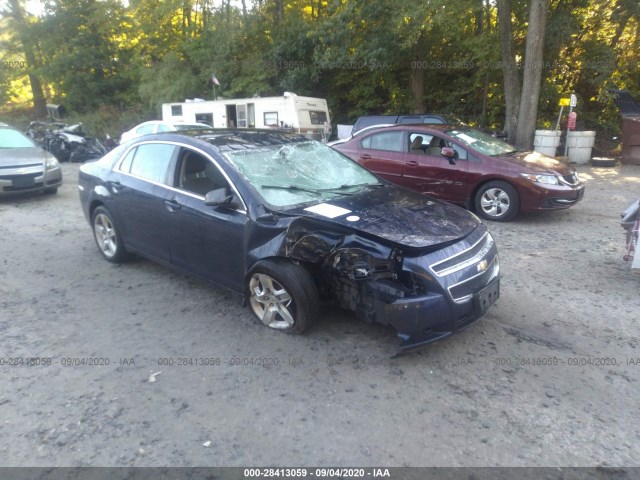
[162, 92, 332, 141]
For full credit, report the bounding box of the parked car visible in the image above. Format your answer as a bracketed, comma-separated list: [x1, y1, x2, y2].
[78, 130, 500, 352]
[332, 124, 585, 221]
[351, 114, 463, 135]
[119, 121, 213, 144]
[0, 123, 62, 196]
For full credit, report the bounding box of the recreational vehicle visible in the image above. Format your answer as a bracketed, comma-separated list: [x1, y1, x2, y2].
[162, 92, 331, 141]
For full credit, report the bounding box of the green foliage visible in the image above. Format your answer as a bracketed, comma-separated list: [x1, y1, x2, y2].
[0, 0, 637, 139]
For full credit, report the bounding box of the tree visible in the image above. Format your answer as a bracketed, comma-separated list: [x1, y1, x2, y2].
[2, 0, 46, 117]
[514, 0, 548, 150]
[496, 0, 521, 142]
[497, 0, 549, 149]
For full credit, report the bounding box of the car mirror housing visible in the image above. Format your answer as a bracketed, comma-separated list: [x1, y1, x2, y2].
[441, 147, 455, 158]
[441, 147, 457, 165]
[204, 188, 238, 208]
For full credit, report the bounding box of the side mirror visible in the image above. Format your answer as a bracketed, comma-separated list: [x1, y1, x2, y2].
[441, 147, 457, 165]
[204, 188, 239, 209]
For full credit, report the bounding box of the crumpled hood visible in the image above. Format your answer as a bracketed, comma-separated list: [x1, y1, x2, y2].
[287, 185, 478, 249]
[0, 147, 52, 167]
[503, 151, 576, 175]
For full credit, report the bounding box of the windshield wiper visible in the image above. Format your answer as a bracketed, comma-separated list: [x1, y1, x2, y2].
[337, 182, 383, 190]
[261, 182, 383, 196]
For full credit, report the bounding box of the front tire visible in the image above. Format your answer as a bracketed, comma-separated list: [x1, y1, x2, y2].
[246, 259, 318, 334]
[91, 206, 129, 263]
[475, 181, 519, 222]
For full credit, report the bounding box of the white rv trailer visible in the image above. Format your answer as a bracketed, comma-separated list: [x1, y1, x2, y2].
[161, 92, 331, 141]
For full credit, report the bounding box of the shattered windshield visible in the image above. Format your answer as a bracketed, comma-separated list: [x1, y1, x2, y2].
[223, 140, 381, 208]
[446, 128, 516, 156]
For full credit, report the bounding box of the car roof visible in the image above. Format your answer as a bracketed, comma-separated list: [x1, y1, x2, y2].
[350, 123, 459, 135]
[142, 129, 313, 151]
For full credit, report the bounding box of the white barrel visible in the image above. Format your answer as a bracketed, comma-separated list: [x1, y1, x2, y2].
[533, 130, 561, 157]
[567, 131, 596, 164]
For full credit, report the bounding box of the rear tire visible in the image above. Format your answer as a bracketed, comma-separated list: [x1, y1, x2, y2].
[91, 206, 129, 263]
[246, 259, 318, 334]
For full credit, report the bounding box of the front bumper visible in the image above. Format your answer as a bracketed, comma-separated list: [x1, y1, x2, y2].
[388, 276, 500, 353]
[520, 180, 585, 212]
[353, 225, 500, 353]
[0, 166, 62, 196]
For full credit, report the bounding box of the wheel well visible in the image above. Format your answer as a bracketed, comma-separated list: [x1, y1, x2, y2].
[89, 200, 105, 218]
[246, 256, 321, 288]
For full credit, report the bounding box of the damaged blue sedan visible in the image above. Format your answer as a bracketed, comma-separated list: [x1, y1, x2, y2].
[78, 130, 499, 352]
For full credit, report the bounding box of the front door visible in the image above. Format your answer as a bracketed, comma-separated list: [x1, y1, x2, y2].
[166, 147, 247, 291]
[403, 132, 469, 204]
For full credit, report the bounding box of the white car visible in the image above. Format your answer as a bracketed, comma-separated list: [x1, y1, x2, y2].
[119, 121, 212, 144]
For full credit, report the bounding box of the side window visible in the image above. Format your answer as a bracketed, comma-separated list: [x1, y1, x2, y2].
[399, 116, 420, 124]
[176, 148, 229, 197]
[129, 143, 177, 184]
[424, 135, 447, 156]
[422, 116, 445, 124]
[360, 132, 403, 152]
[408, 133, 433, 154]
[157, 124, 171, 132]
[136, 124, 155, 135]
[119, 147, 137, 173]
[451, 144, 468, 160]
[264, 112, 278, 127]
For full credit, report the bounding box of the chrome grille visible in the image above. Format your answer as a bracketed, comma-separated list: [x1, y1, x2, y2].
[430, 232, 493, 277]
[448, 255, 500, 303]
[560, 173, 580, 186]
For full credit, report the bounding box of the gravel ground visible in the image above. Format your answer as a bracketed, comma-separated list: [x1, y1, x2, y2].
[0, 162, 638, 467]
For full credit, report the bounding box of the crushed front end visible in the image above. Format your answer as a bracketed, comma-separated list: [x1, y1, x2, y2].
[314, 224, 500, 353]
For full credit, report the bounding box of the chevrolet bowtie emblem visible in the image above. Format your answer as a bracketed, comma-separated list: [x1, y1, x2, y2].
[477, 259, 489, 272]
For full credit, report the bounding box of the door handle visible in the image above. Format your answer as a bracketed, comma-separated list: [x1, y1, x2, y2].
[406, 160, 419, 167]
[359, 154, 371, 160]
[164, 199, 182, 212]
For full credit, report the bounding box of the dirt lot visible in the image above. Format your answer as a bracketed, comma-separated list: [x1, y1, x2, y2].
[0, 162, 639, 467]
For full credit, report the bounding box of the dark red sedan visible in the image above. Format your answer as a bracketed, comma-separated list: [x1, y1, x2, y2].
[331, 124, 585, 221]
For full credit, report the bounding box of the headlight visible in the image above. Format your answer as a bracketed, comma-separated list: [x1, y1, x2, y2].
[45, 157, 59, 169]
[520, 173, 559, 185]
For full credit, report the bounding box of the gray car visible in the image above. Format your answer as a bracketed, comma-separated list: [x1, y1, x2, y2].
[0, 123, 63, 196]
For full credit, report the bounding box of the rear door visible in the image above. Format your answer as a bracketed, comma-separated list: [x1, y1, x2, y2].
[110, 142, 178, 262]
[354, 130, 406, 186]
[403, 132, 469, 204]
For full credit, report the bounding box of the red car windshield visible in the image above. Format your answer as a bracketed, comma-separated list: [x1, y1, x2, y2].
[446, 128, 516, 156]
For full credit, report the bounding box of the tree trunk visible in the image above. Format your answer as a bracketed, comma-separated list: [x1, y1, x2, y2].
[514, 0, 548, 151]
[496, 0, 521, 144]
[7, 0, 47, 118]
[409, 33, 426, 114]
